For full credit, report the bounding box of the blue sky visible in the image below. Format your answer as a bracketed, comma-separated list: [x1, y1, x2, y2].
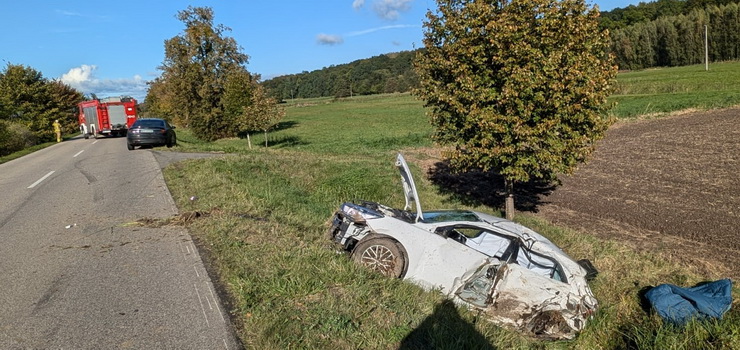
[1, 0, 637, 100]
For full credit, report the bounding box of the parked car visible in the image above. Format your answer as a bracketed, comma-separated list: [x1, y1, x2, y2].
[327, 153, 598, 340]
[126, 118, 176, 150]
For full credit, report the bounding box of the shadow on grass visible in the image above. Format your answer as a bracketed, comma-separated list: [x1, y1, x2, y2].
[428, 160, 556, 213]
[272, 120, 299, 132]
[399, 300, 496, 350]
[268, 135, 309, 148]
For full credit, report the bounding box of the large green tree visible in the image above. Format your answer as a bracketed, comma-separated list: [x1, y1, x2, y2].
[415, 0, 617, 219]
[0, 63, 82, 147]
[147, 6, 281, 141]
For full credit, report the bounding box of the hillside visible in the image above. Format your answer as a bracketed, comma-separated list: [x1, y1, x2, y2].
[261, 50, 418, 101]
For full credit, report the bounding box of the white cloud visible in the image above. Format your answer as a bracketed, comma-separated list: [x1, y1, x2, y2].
[55, 9, 108, 20]
[373, 0, 413, 20]
[352, 0, 365, 10]
[56, 9, 83, 17]
[347, 24, 418, 37]
[316, 34, 344, 45]
[60, 65, 148, 100]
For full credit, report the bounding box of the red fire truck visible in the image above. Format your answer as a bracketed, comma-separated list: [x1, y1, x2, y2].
[78, 96, 138, 138]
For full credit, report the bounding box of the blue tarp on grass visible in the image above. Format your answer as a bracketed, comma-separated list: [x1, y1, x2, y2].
[645, 279, 733, 326]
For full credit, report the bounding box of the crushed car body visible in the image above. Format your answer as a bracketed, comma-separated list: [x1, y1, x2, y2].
[327, 153, 598, 340]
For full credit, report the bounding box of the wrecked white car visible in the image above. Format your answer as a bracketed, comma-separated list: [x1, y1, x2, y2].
[327, 153, 598, 340]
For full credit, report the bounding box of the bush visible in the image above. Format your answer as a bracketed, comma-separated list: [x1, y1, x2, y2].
[0, 121, 36, 156]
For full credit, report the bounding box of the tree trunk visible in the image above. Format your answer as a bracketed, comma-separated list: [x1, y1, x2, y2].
[247, 133, 252, 149]
[264, 130, 268, 147]
[505, 178, 515, 220]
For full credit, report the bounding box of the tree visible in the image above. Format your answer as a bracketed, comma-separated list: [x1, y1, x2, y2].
[0, 63, 82, 143]
[240, 83, 285, 148]
[149, 6, 260, 141]
[415, 0, 617, 219]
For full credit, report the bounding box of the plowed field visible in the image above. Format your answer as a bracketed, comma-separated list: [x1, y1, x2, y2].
[534, 108, 739, 280]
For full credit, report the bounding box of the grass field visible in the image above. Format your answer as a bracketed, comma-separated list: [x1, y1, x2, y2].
[608, 61, 740, 119]
[162, 63, 740, 349]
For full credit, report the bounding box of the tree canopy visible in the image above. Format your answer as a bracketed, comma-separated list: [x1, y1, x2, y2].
[261, 51, 419, 100]
[0, 63, 83, 155]
[146, 6, 282, 141]
[415, 0, 617, 217]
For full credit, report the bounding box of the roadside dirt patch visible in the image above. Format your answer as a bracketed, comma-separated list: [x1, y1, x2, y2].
[534, 108, 739, 280]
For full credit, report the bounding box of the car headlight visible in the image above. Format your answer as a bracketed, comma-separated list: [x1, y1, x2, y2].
[340, 204, 381, 224]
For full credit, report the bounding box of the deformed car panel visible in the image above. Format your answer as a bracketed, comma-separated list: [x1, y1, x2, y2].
[327, 153, 598, 340]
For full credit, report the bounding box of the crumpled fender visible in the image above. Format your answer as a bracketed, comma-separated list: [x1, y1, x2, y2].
[481, 264, 595, 340]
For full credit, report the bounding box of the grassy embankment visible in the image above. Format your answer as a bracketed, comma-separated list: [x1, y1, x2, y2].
[163, 63, 740, 349]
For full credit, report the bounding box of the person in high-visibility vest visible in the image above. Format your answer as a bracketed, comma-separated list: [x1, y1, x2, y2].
[53, 120, 62, 143]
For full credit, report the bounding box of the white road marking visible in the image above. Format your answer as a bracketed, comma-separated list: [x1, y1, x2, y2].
[27, 171, 55, 189]
[73, 150, 84, 158]
[223, 339, 228, 349]
[92, 140, 99, 145]
[194, 284, 210, 326]
[193, 265, 200, 277]
[208, 286, 225, 322]
[179, 241, 189, 261]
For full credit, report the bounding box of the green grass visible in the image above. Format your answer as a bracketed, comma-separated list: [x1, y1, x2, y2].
[165, 150, 739, 349]
[162, 87, 740, 349]
[608, 61, 740, 119]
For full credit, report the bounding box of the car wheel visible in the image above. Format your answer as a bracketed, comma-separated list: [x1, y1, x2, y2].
[352, 237, 407, 278]
[127, 142, 134, 150]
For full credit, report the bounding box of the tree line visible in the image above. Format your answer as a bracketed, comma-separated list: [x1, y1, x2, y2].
[261, 51, 419, 101]
[598, 0, 739, 30]
[609, 2, 740, 69]
[0, 64, 83, 156]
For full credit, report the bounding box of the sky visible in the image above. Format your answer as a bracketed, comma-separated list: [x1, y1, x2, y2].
[0, 0, 637, 101]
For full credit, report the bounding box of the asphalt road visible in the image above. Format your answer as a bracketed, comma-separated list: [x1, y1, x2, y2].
[0, 137, 239, 349]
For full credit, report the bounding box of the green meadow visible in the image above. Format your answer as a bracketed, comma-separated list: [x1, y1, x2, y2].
[162, 63, 740, 349]
[609, 61, 740, 119]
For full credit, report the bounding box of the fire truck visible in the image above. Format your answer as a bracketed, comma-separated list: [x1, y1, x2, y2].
[78, 96, 138, 138]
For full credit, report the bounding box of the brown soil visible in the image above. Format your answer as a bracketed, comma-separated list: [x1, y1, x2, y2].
[533, 108, 740, 280]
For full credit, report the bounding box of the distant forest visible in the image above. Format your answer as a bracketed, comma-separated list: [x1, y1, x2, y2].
[261, 51, 418, 101]
[263, 0, 740, 99]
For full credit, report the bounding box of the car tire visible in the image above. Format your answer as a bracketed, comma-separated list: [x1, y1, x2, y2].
[352, 237, 407, 278]
[127, 142, 134, 151]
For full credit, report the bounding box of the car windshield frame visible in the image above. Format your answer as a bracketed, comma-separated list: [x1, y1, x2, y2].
[420, 210, 481, 223]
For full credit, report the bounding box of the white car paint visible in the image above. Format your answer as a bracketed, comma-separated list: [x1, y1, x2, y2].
[327, 153, 598, 339]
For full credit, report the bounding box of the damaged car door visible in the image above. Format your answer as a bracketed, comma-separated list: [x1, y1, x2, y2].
[454, 250, 594, 339]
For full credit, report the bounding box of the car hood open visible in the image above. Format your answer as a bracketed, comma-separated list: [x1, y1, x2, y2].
[396, 153, 424, 222]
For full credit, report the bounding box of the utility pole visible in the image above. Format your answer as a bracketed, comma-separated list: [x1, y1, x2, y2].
[705, 25, 709, 71]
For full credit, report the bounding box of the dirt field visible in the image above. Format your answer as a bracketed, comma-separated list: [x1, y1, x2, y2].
[534, 108, 740, 281]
